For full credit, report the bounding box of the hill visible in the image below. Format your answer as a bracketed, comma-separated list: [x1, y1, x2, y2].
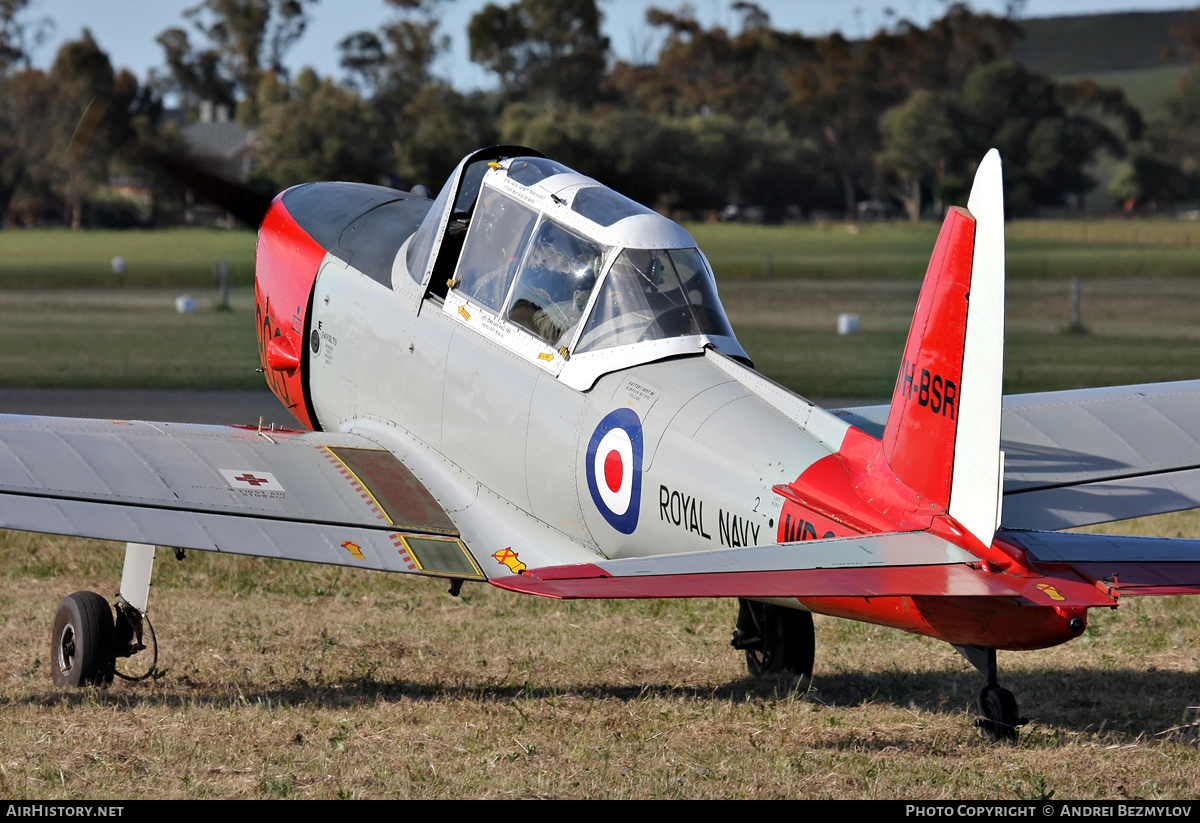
[1011, 9, 1194, 76]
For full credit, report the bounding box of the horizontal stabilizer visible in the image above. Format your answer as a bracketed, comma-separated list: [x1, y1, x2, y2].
[838, 380, 1200, 531]
[1004, 529, 1200, 596]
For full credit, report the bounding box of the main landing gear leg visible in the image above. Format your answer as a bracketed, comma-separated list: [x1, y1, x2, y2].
[732, 599, 815, 679]
[953, 644, 1026, 742]
[50, 543, 159, 688]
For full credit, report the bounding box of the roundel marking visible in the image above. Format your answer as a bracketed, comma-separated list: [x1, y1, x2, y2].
[586, 408, 643, 534]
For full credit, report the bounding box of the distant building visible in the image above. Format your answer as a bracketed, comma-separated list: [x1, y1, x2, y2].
[177, 102, 257, 225]
[181, 102, 255, 184]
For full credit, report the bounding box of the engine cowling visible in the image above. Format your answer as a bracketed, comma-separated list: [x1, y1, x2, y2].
[255, 194, 325, 430]
[254, 181, 436, 430]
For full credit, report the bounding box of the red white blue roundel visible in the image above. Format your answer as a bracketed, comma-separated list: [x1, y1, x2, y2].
[586, 408, 643, 534]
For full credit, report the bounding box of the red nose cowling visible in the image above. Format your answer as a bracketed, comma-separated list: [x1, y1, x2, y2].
[254, 195, 325, 430]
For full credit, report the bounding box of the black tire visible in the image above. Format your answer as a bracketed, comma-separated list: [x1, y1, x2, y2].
[50, 591, 116, 687]
[977, 684, 1021, 743]
[737, 599, 815, 677]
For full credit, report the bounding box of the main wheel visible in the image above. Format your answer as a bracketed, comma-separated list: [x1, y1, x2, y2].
[976, 684, 1022, 742]
[734, 599, 815, 677]
[50, 591, 116, 687]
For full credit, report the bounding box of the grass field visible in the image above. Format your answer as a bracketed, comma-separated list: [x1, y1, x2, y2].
[1, 224, 1199, 798]
[0, 289, 261, 390]
[726, 277, 1200, 397]
[3, 221, 1200, 395]
[1, 522, 1197, 799]
[689, 217, 1200, 281]
[4, 218, 1200, 290]
[0, 228, 257, 289]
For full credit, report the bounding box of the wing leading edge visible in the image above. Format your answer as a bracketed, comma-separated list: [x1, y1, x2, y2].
[0, 414, 485, 581]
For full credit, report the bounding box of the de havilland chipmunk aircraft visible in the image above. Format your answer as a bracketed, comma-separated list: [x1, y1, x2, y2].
[6, 145, 1200, 742]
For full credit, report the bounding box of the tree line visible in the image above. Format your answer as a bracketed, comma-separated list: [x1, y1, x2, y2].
[1, 0, 1198, 228]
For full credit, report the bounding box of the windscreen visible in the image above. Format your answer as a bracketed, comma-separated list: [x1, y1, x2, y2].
[574, 247, 736, 354]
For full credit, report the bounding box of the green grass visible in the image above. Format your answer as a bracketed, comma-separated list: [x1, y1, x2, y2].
[0, 289, 262, 390]
[3, 224, 1200, 394]
[0, 228, 256, 288]
[4, 219, 1199, 292]
[723, 277, 1200, 398]
[689, 218, 1200, 281]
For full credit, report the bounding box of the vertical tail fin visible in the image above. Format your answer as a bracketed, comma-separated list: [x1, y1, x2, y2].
[883, 150, 1005, 546]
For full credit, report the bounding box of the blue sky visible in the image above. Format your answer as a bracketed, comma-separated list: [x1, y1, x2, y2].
[29, 0, 1197, 91]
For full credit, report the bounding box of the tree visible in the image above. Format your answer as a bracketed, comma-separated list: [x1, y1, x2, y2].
[251, 67, 388, 190]
[340, 0, 448, 107]
[892, 2, 1022, 92]
[785, 32, 908, 218]
[0, 67, 55, 225]
[336, 0, 496, 190]
[157, 0, 316, 114]
[0, 0, 55, 224]
[878, 90, 961, 220]
[52, 29, 123, 228]
[954, 62, 1130, 213]
[608, 5, 813, 122]
[0, 0, 51, 75]
[469, 0, 608, 108]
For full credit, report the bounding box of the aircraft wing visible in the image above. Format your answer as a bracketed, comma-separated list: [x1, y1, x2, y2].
[0, 414, 485, 581]
[491, 530, 1115, 607]
[836, 380, 1200, 530]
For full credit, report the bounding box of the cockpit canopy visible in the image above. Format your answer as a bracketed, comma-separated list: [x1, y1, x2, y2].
[407, 148, 747, 390]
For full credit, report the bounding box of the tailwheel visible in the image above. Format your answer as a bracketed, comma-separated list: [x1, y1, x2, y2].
[732, 598, 815, 677]
[976, 684, 1025, 743]
[50, 591, 117, 687]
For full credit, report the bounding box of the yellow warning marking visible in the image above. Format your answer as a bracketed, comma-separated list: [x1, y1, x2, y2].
[537, 352, 554, 361]
[492, 547, 526, 574]
[1036, 582, 1066, 601]
[341, 541, 364, 559]
[458, 305, 471, 321]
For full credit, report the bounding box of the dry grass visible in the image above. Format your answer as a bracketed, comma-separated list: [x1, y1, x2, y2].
[1, 520, 1198, 800]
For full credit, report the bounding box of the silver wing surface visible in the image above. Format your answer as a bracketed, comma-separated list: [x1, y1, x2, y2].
[836, 380, 1200, 531]
[0, 414, 485, 581]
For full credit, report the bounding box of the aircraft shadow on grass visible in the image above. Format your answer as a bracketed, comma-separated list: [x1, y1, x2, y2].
[18, 667, 1200, 744]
